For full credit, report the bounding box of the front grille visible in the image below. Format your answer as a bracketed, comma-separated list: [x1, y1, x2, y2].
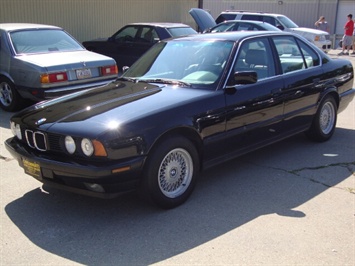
[25, 130, 47, 151]
[23, 128, 64, 153]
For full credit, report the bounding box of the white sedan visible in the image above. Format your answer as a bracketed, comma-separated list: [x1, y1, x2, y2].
[0, 23, 118, 111]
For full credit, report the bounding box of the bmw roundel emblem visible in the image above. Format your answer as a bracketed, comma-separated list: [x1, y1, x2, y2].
[35, 118, 47, 125]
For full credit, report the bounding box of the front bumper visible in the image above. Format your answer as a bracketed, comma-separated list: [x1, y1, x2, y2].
[314, 40, 332, 53]
[5, 137, 145, 198]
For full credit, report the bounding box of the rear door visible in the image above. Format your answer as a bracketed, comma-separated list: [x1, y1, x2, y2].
[270, 35, 324, 133]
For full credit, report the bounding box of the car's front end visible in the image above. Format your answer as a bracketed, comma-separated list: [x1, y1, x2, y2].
[288, 27, 332, 53]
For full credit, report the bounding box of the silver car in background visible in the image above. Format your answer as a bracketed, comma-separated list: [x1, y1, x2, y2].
[0, 23, 118, 111]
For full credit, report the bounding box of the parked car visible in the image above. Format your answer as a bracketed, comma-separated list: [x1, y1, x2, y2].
[213, 9, 332, 52]
[189, 8, 281, 33]
[5, 31, 355, 209]
[82, 22, 197, 71]
[0, 23, 118, 112]
[205, 20, 281, 33]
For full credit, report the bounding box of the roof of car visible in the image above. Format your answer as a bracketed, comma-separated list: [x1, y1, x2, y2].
[170, 31, 287, 42]
[127, 22, 194, 28]
[220, 10, 285, 17]
[0, 23, 60, 31]
[219, 20, 274, 24]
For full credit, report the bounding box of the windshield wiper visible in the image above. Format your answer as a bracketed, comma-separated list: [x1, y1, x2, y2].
[138, 78, 191, 87]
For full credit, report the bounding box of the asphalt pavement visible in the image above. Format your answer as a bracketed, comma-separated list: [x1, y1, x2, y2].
[0, 49, 354, 265]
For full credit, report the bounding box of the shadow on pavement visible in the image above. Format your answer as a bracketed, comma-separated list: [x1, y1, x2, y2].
[5, 128, 354, 265]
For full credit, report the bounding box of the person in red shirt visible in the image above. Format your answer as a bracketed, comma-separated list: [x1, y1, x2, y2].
[338, 14, 354, 55]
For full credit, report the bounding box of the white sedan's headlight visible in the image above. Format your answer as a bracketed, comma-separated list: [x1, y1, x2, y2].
[81, 138, 94, 157]
[65, 136, 76, 154]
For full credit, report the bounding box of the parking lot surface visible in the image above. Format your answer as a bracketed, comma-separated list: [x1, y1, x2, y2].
[0, 49, 354, 265]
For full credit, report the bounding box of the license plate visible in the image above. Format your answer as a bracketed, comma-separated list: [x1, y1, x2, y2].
[22, 158, 41, 179]
[76, 68, 92, 79]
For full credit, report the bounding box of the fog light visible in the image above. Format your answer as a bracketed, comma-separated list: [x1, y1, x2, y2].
[11, 122, 22, 140]
[84, 183, 105, 192]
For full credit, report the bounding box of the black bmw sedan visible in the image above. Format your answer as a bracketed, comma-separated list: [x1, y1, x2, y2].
[5, 31, 355, 208]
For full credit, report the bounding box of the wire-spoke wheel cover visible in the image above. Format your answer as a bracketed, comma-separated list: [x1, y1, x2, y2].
[320, 101, 335, 135]
[158, 148, 193, 198]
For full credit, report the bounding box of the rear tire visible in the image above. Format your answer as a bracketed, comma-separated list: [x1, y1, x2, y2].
[305, 95, 337, 142]
[0, 77, 23, 112]
[142, 136, 199, 209]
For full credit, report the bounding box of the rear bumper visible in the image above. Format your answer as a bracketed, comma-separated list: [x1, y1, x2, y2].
[5, 137, 145, 198]
[338, 88, 355, 113]
[16, 78, 115, 101]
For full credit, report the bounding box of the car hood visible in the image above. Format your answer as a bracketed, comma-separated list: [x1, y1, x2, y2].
[16, 79, 211, 137]
[16, 50, 114, 68]
[189, 8, 217, 32]
[289, 27, 329, 35]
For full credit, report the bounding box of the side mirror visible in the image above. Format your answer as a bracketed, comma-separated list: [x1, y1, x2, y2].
[122, 66, 129, 73]
[277, 25, 284, 30]
[232, 71, 258, 85]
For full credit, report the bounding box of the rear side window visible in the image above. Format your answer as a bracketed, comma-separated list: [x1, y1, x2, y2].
[296, 39, 320, 67]
[216, 14, 237, 24]
[241, 15, 263, 22]
[272, 36, 319, 73]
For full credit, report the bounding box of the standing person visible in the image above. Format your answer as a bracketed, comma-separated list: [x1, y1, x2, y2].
[314, 16, 329, 32]
[338, 14, 354, 55]
[352, 20, 355, 55]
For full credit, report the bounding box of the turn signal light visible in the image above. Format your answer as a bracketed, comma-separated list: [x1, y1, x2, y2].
[101, 65, 118, 76]
[41, 72, 68, 83]
[92, 139, 108, 157]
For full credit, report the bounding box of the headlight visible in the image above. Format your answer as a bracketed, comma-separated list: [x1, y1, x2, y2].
[65, 136, 76, 154]
[10, 122, 22, 140]
[81, 138, 94, 157]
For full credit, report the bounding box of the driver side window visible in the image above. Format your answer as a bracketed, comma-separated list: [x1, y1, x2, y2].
[114, 26, 138, 42]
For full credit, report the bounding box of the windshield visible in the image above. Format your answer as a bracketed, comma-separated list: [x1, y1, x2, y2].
[123, 40, 234, 87]
[278, 16, 299, 28]
[10, 29, 84, 54]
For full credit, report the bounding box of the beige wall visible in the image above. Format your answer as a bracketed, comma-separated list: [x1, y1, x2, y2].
[0, 0, 199, 42]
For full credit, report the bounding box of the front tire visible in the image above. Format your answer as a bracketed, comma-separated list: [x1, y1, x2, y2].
[305, 95, 337, 142]
[142, 136, 200, 209]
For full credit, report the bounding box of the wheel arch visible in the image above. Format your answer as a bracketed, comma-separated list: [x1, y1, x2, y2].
[318, 87, 339, 110]
[147, 126, 204, 171]
[0, 72, 16, 84]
